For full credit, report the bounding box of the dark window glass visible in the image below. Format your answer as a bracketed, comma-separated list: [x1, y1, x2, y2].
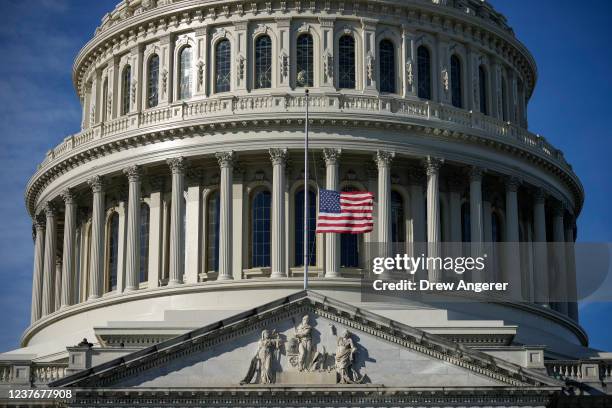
[179, 46, 193, 100]
[147, 54, 159, 108]
[295, 189, 317, 266]
[379, 40, 396, 93]
[121, 65, 131, 115]
[417, 46, 431, 99]
[107, 213, 119, 292]
[252, 191, 271, 268]
[140, 203, 150, 283]
[461, 202, 471, 243]
[255, 35, 272, 89]
[338, 35, 356, 89]
[479, 65, 488, 114]
[450, 55, 462, 108]
[492, 213, 503, 243]
[340, 186, 359, 268]
[296, 34, 313, 87]
[207, 191, 220, 272]
[391, 191, 405, 243]
[215, 40, 231, 93]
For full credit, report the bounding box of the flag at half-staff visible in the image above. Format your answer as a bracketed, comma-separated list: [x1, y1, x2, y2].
[315, 189, 374, 234]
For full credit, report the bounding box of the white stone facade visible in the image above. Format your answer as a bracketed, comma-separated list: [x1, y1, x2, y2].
[2, 0, 611, 406]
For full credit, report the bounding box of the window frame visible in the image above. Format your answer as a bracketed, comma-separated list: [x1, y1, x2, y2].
[338, 34, 356, 90]
[378, 39, 396, 94]
[214, 38, 232, 94]
[417, 45, 432, 100]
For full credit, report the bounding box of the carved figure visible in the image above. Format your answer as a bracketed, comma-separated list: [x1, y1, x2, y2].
[334, 330, 364, 384]
[240, 329, 282, 384]
[294, 315, 313, 371]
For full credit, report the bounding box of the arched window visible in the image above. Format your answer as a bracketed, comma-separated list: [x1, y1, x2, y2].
[252, 190, 271, 268]
[140, 203, 150, 283]
[391, 191, 405, 243]
[501, 76, 509, 121]
[147, 54, 159, 108]
[179, 46, 193, 100]
[461, 202, 471, 243]
[215, 39, 231, 93]
[255, 35, 272, 89]
[206, 191, 220, 272]
[295, 188, 316, 266]
[379, 39, 396, 93]
[296, 34, 313, 87]
[107, 212, 119, 292]
[338, 35, 356, 89]
[479, 65, 488, 115]
[417, 46, 431, 100]
[340, 186, 359, 268]
[101, 77, 109, 122]
[450, 55, 462, 108]
[121, 65, 131, 115]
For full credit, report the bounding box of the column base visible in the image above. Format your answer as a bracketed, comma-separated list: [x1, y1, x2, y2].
[87, 295, 100, 301]
[270, 271, 287, 279]
[124, 286, 138, 292]
[217, 275, 234, 281]
[324, 271, 342, 279]
[167, 279, 183, 286]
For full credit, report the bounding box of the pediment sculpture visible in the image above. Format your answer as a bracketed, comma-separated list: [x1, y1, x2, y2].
[240, 315, 365, 385]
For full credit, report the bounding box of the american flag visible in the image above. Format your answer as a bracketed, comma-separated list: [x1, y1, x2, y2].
[315, 189, 374, 234]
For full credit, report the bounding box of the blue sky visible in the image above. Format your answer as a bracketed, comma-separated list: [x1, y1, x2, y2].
[0, 1, 610, 352]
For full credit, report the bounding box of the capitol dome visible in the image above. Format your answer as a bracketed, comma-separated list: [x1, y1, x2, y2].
[4, 0, 609, 404]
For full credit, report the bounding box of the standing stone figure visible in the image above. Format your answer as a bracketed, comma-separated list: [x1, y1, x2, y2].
[240, 329, 282, 384]
[335, 330, 364, 384]
[295, 315, 313, 371]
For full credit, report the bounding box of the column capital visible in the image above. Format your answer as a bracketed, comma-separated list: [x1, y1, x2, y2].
[87, 175, 105, 193]
[322, 148, 342, 166]
[60, 189, 76, 205]
[55, 256, 62, 268]
[423, 156, 444, 176]
[167, 157, 187, 174]
[468, 166, 484, 182]
[43, 202, 57, 218]
[215, 151, 235, 168]
[534, 188, 547, 204]
[551, 200, 565, 218]
[33, 217, 46, 231]
[269, 148, 288, 166]
[374, 150, 395, 168]
[123, 165, 143, 182]
[505, 176, 521, 193]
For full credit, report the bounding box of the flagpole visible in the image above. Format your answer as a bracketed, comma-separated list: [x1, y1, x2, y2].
[303, 89, 309, 291]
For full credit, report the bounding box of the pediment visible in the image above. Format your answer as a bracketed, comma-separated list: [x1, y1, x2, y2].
[51, 291, 558, 389]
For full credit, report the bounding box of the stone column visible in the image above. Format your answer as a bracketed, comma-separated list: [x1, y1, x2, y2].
[425, 157, 443, 283]
[216, 151, 235, 280]
[147, 177, 164, 289]
[270, 148, 288, 278]
[41, 203, 57, 316]
[184, 169, 203, 284]
[54, 258, 62, 312]
[533, 189, 549, 306]
[565, 215, 578, 321]
[504, 177, 522, 299]
[30, 218, 46, 323]
[60, 189, 77, 308]
[469, 167, 484, 246]
[375, 151, 395, 252]
[88, 176, 105, 300]
[124, 165, 142, 291]
[408, 167, 426, 249]
[448, 177, 463, 243]
[167, 158, 186, 285]
[552, 202, 568, 315]
[323, 148, 342, 278]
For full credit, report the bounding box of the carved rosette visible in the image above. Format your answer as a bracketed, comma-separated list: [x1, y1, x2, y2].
[374, 150, 395, 169]
[215, 151, 235, 169]
[87, 175, 105, 193]
[322, 148, 342, 166]
[123, 165, 143, 182]
[166, 157, 187, 175]
[423, 157, 444, 176]
[269, 148, 288, 166]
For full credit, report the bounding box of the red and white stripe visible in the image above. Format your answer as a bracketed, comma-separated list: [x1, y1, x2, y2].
[316, 191, 374, 234]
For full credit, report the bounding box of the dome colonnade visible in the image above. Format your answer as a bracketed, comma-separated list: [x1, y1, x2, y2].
[24, 0, 582, 345]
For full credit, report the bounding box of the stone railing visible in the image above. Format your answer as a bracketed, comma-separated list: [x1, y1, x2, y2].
[0, 362, 68, 386]
[37, 93, 571, 174]
[546, 360, 612, 384]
